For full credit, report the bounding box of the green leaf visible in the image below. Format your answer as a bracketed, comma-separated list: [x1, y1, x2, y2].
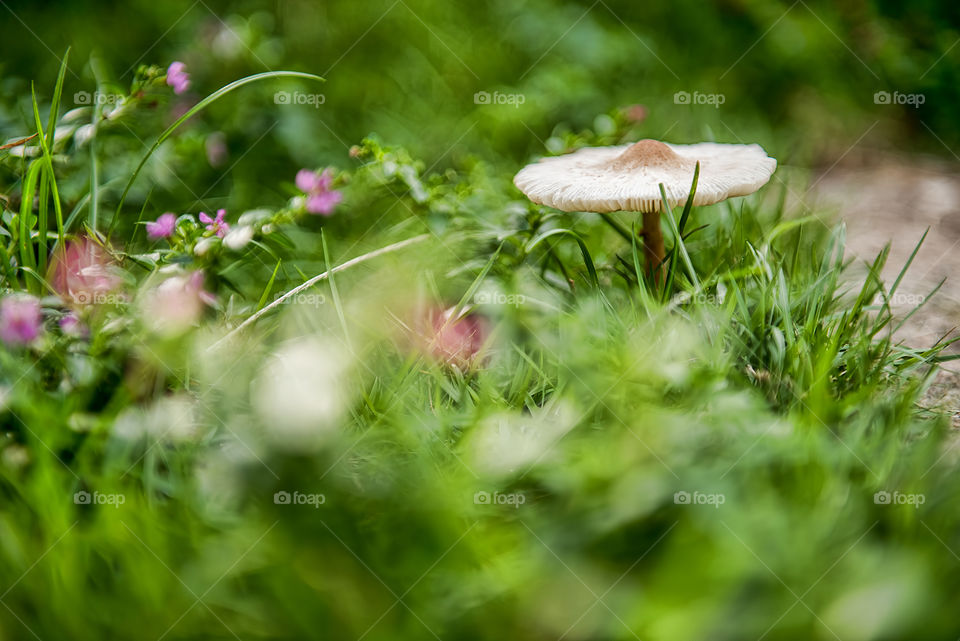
[526, 228, 598, 287]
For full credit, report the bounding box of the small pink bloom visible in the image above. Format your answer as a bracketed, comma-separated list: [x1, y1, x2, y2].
[624, 104, 648, 123]
[189, 271, 218, 306]
[295, 169, 321, 193]
[146, 212, 177, 240]
[166, 61, 190, 95]
[59, 313, 87, 338]
[199, 209, 230, 238]
[306, 190, 343, 216]
[0, 295, 42, 345]
[205, 132, 228, 167]
[315, 169, 333, 191]
[48, 237, 124, 306]
[421, 306, 488, 367]
[142, 271, 216, 335]
[296, 168, 341, 216]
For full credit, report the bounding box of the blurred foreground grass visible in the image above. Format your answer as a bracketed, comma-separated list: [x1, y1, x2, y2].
[2, 131, 959, 639]
[1, 1, 960, 639]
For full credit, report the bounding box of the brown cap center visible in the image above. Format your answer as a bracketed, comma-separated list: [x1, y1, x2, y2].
[609, 139, 690, 171]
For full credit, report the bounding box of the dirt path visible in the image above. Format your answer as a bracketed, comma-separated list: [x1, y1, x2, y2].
[810, 151, 960, 423]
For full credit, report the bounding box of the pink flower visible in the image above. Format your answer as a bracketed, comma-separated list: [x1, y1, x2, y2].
[296, 169, 332, 193]
[0, 295, 42, 345]
[420, 306, 488, 367]
[142, 271, 216, 335]
[205, 132, 228, 167]
[59, 313, 87, 338]
[199, 209, 230, 238]
[296, 168, 341, 216]
[48, 237, 124, 306]
[306, 190, 343, 215]
[166, 61, 190, 95]
[295, 169, 319, 192]
[146, 212, 177, 240]
[623, 104, 648, 123]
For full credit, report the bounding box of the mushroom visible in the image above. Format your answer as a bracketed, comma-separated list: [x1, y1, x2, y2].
[513, 139, 777, 280]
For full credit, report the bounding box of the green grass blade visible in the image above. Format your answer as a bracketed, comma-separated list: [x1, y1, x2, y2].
[662, 165, 700, 299]
[889, 227, 928, 299]
[892, 277, 945, 335]
[89, 108, 100, 230]
[256, 259, 283, 311]
[46, 159, 64, 245]
[19, 160, 43, 277]
[526, 229, 598, 287]
[321, 230, 351, 346]
[44, 48, 70, 151]
[127, 192, 153, 246]
[659, 183, 699, 291]
[30, 86, 50, 277]
[29, 83, 66, 269]
[629, 220, 654, 317]
[452, 243, 502, 319]
[30, 84, 48, 155]
[114, 71, 325, 219]
[676, 161, 700, 236]
[37, 166, 49, 276]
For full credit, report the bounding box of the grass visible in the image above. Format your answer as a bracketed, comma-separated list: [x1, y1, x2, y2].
[0, 61, 959, 641]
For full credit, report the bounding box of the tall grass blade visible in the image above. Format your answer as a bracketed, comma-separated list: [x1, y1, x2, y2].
[114, 71, 325, 219]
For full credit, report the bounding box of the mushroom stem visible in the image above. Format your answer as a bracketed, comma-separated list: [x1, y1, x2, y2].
[642, 210, 665, 282]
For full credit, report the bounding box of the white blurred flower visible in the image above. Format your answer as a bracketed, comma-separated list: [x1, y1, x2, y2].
[74, 124, 96, 147]
[8, 145, 39, 158]
[468, 401, 578, 477]
[53, 126, 76, 144]
[61, 107, 90, 123]
[102, 98, 129, 120]
[114, 394, 199, 442]
[1, 444, 29, 470]
[238, 208, 272, 226]
[252, 337, 352, 450]
[223, 225, 254, 250]
[194, 236, 218, 256]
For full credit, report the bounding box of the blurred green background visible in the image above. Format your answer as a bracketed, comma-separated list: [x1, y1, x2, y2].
[2, 0, 959, 198]
[2, 2, 960, 640]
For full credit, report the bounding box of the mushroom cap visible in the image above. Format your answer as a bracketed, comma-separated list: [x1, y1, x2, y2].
[513, 139, 777, 213]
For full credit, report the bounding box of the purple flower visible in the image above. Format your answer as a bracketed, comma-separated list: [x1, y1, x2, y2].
[59, 313, 87, 338]
[146, 212, 177, 240]
[0, 295, 42, 346]
[295, 169, 321, 193]
[199, 209, 230, 238]
[166, 61, 190, 95]
[306, 190, 343, 215]
[296, 168, 341, 216]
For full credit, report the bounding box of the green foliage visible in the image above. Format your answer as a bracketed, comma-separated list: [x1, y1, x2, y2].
[0, 2, 958, 639]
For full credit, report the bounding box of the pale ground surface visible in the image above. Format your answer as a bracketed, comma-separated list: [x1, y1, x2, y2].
[808, 150, 960, 426]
